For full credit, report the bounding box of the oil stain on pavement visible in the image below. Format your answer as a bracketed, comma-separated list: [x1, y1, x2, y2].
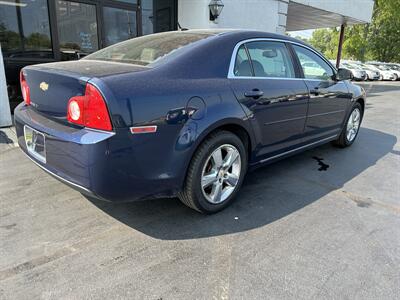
[312, 156, 330, 171]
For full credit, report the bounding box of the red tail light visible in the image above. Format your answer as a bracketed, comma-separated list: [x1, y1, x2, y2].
[20, 71, 31, 105]
[67, 83, 112, 131]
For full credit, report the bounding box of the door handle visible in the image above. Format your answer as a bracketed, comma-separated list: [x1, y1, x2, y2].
[310, 87, 319, 96]
[244, 89, 264, 99]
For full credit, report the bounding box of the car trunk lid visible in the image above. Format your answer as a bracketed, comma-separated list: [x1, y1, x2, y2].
[23, 60, 149, 119]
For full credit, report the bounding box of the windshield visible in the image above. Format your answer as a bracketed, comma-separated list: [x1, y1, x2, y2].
[361, 64, 374, 71]
[84, 32, 214, 66]
[349, 64, 363, 70]
[376, 65, 390, 71]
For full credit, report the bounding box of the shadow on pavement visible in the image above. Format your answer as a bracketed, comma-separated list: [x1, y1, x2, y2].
[0, 130, 14, 144]
[87, 127, 396, 240]
[357, 82, 400, 97]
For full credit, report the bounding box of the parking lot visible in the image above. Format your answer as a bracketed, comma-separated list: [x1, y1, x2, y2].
[1, 81, 399, 299]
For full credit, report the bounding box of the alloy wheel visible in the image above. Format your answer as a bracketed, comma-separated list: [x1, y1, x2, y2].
[346, 108, 361, 142]
[201, 144, 241, 204]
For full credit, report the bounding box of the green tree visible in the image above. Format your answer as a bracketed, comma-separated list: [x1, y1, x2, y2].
[368, 0, 400, 62]
[308, 0, 400, 62]
[309, 28, 339, 59]
[342, 25, 370, 61]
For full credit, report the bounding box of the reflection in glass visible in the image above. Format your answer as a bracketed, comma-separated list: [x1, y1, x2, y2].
[55, 0, 99, 59]
[103, 7, 137, 46]
[0, 0, 52, 58]
[141, 0, 154, 35]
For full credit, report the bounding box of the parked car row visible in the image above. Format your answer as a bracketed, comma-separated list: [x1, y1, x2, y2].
[329, 60, 400, 81]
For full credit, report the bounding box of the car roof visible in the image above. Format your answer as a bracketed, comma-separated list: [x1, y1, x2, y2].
[168, 29, 310, 46]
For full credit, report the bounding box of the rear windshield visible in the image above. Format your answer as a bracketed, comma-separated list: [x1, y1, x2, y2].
[83, 32, 213, 66]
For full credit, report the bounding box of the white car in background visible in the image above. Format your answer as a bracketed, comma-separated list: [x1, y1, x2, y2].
[365, 64, 395, 81]
[353, 63, 380, 81]
[382, 64, 400, 80]
[340, 62, 367, 81]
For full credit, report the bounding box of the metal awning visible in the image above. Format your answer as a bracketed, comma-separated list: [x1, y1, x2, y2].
[286, 0, 374, 31]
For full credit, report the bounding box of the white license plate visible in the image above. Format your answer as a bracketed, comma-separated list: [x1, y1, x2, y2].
[24, 125, 46, 163]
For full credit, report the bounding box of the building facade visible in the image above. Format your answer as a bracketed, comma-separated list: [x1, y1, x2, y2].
[0, 0, 373, 103]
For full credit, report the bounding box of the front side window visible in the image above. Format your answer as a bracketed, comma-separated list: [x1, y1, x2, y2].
[293, 45, 334, 80]
[233, 45, 252, 77]
[0, 0, 52, 58]
[246, 41, 295, 78]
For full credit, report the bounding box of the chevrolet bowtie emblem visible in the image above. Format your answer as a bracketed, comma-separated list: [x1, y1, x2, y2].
[39, 82, 49, 91]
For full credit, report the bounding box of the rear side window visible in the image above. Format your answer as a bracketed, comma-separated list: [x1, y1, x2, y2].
[234, 45, 252, 77]
[84, 32, 213, 66]
[246, 41, 295, 78]
[293, 45, 334, 80]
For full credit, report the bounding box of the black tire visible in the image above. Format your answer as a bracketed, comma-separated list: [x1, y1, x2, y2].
[333, 102, 363, 148]
[392, 74, 398, 81]
[178, 130, 247, 214]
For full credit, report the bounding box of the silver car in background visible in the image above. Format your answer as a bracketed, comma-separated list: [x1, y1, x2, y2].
[367, 64, 396, 81]
[381, 63, 400, 80]
[355, 63, 380, 81]
[340, 62, 367, 81]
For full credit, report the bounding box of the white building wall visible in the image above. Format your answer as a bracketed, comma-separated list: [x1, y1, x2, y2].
[178, 0, 289, 34]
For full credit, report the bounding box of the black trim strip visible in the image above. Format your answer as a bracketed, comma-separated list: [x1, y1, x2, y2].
[307, 110, 345, 118]
[264, 116, 306, 126]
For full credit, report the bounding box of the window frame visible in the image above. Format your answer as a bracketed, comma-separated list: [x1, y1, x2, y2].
[228, 38, 337, 81]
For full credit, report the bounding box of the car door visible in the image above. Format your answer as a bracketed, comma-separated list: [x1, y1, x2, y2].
[229, 40, 309, 159]
[291, 44, 351, 141]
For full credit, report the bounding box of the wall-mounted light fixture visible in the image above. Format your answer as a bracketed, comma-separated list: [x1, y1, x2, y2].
[209, 0, 224, 21]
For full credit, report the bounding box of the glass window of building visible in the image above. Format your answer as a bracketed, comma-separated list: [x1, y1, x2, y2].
[142, 0, 176, 35]
[0, 0, 52, 58]
[142, 0, 154, 35]
[55, 0, 99, 59]
[103, 7, 137, 46]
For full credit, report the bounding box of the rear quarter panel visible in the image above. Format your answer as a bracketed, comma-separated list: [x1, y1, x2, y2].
[98, 72, 254, 194]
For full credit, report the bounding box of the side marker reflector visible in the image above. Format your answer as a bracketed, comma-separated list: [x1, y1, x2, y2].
[130, 126, 157, 134]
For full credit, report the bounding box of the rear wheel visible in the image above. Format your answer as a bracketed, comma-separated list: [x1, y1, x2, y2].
[333, 102, 363, 148]
[392, 74, 398, 81]
[179, 131, 247, 214]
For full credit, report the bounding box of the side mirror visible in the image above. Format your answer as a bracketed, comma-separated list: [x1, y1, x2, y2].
[336, 68, 353, 81]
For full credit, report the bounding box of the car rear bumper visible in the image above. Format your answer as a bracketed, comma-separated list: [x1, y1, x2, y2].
[14, 104, 183, 202]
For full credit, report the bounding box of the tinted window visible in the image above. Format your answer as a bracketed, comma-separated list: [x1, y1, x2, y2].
[234, 45, 252, 77]
[84, 32, 213, 66]
[246, 41, 295, 78]
[293, 45, 334, 80]
[56, 1, 99, 57]
[0, 0, 52, 58]
[103, 7, 137, 46]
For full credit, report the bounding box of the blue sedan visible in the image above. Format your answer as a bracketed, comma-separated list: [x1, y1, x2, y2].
[15, 30, 365, 213]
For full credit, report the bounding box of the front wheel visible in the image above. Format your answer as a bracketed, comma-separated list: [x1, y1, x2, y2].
[179, 131, 247, 214]
[333, 102, 363, 148]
